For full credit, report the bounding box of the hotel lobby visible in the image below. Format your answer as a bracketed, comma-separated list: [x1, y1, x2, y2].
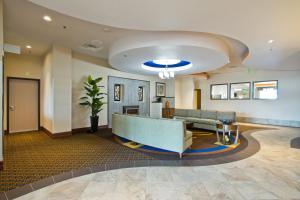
[0, 0, 300, 199]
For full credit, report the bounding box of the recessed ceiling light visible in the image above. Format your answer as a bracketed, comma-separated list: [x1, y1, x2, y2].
[268, 40, 274, 44]
[43, 15, 52, 22]
[26, 45, 32, 49]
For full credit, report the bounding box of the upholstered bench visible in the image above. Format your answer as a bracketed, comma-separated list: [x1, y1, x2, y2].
[112, 113, 192, 158]
[173, 109, 236, 131]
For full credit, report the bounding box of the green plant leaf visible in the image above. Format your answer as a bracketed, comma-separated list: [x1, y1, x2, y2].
[79, 101, 91, 106]
[94, 77, 102, 83]
[80, 75, 107, 116]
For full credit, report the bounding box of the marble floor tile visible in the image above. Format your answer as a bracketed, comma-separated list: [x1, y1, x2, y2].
[146, 167, 175, 183]
[232, 181, 279, 200]
[15, 126, 300, 200]
[145, 182, 210, 200]
[202, 181, 246, 200]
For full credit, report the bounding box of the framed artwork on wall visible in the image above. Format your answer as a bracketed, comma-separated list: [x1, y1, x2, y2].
[210, 84, 228, 100]
[114, 84, 121, 101]
[230, 82, 251, 100]
[156, 82, 166, 97]
[253, 80, 278, 100]
[138, 86, 143, 101]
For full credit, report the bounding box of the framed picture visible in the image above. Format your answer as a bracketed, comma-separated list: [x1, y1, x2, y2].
[138, 86, 143, 101]
[114, 84, 121, 101]
[156, 82, 166, 97]
[210, 84, 228, 100]
[253, 80, 278, 100]
[230, 82, 251, 100]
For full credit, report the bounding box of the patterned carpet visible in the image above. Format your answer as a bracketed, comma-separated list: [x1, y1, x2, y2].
[0, 130, 154, 192]
[0, 125, 267, 192]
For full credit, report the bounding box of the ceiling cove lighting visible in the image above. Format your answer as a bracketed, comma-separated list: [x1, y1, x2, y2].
[153, 59, 181, 65]
[43, 15, 52, 22]
[142, 59, 192, 79]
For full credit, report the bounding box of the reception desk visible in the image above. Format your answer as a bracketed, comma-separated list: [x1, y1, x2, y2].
[112, 114, 192, 157]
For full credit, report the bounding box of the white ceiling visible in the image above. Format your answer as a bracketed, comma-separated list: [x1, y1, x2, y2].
[4, 0, 300, 74]
[109, 32, 248, 75]
[4, 0, 130, 58]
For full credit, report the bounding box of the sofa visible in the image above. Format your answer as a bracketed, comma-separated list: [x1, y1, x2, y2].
[112, 113, 192, 157]
[173, 109, 236, 131]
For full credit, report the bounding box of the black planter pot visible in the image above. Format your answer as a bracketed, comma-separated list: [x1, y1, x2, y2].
[90, 116, 99, 133]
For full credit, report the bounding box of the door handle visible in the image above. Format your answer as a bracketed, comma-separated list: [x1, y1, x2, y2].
[9, 106, 14, 111]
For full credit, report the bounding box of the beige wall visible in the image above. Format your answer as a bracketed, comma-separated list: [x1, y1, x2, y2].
[175, 69, 300, 123]
[4, 53, 43, 79]
[2, 48, 175, 135]
[0, 0, 3, 162]
[175, 77, 196, 109]
[3, 53, 43, 131]
[72, 52, 172, 129]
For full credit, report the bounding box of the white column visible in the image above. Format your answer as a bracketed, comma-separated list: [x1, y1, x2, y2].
[42, 45, 72, 134]
[52, 46, 72, 133]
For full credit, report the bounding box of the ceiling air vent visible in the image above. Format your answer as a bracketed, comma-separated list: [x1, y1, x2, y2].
[80, 40, 103, 52]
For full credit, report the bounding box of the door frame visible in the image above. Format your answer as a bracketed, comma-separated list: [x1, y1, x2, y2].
[7, 77, 40, 134]
[194, 89, 201, 110]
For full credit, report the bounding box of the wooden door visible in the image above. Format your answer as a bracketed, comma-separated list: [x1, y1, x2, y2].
[194, 89, 201, 109]
[8, 78, 39, 133]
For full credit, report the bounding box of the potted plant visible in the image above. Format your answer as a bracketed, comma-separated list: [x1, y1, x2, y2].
[79, 75, 106, 133]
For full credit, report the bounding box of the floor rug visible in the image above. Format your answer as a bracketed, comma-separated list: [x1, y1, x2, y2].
[114, 129, 240, 156]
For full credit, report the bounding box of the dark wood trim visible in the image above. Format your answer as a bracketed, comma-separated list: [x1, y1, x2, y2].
[210, 83, 228, 100]
[0, 161, 3, 171]
[7, 77, 41, 134]
[72, 125, 109, 134]
[229, 82, 251, 100]
[40, 127, 51, 137]
[40, 127, 72, 138]
[41, 125, 109, 137]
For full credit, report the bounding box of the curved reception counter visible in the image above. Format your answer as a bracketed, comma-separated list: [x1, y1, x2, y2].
[112, 114, 192, 157]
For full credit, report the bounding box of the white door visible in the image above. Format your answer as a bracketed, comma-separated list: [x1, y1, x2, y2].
[9, 78, 39, 133]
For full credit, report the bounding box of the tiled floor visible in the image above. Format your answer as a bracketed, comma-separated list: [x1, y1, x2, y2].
[16, 125, 300, 200]
[0, 124, 261, 194]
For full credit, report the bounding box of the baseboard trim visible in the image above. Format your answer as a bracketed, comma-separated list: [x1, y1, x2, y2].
[72, 125, 109, 134]
[0, 161, 3, 171]
[41, 127, 72, 138]
[237, 117, 300, 128]
[40, 126, 109, 137]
